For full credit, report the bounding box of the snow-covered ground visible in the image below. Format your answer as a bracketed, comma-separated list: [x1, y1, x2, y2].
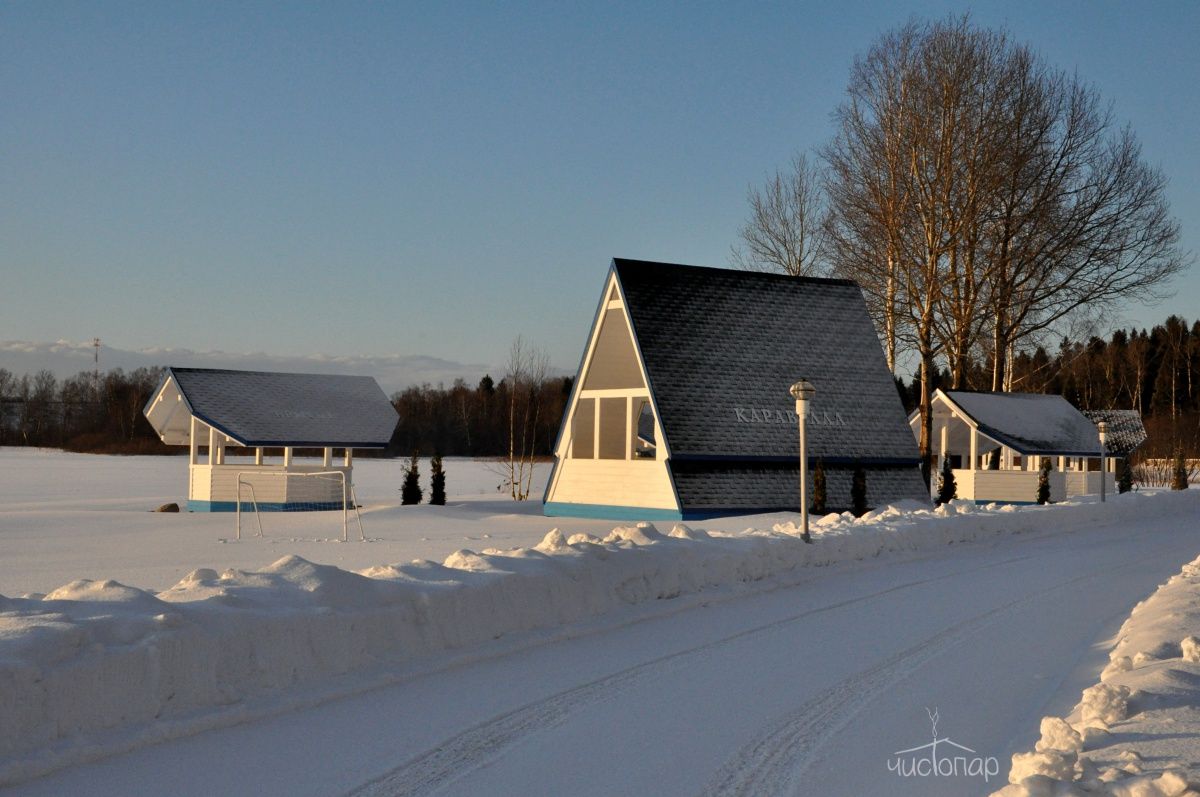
[0, 448, 802, 596]
[3, 448, 1200, 795]
[996, 551, 1200, 796]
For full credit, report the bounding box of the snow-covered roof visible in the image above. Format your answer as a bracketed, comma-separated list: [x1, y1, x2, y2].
[144, 367, 398, 448]
[1082, 409, 1148, 457]
[942, 390, 1102, 456]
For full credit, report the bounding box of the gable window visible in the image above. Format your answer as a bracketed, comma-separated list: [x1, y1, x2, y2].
[568, 282, 659, 463]
[598, 398, 627, 459]
[633, 398, 655, 459]
[571, 399, 595, 459]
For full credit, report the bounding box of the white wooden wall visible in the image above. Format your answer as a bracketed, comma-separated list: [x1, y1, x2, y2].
[1065, 471, 1115, 497]
[955, 469, 1066, 503]
[191, 463, 352, 503]
[548, 458, 677, 510]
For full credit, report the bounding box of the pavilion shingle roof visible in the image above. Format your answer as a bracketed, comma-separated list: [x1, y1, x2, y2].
[158, 367, 398, 448]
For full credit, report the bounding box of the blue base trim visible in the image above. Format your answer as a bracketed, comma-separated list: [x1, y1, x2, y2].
[543, 502, 684, 521]
[187, 500, 344, 513]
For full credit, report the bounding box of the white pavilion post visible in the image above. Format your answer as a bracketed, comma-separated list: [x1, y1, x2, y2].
[323, 447, 332, 467]
[283, 447, 293, 468]
[969, 426, 978, 471]
[344, 448, 353, 467]
[189, 416, 199, 465]
[255, 447, 263, 465]
[937, 420, 948, 500]
[1098, 421, 1108, 502]
[208, 425, 217, 465]
[626, 396, 633, 461]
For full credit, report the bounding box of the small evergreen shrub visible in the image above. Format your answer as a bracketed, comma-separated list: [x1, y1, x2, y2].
[811, 458, 827, 514]
[851, 463, 868, 517]
[401, 450, 423, 505]
[1118, 459, 1133, 494]
[936, 458, 957, 505]
[1036, 458, 1052, 505]
[430, 454, 446, 505]
[1172, 450, 1189, 491]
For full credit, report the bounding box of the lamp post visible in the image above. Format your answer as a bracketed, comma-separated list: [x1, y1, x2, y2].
[790, 379, 816, 543]
[1098, 421, 1108, 503]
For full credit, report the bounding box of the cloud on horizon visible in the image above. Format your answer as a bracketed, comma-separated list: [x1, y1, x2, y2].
[0, 340, 506, 394]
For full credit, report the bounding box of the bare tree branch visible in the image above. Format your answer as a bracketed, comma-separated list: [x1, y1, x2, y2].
[732, 154, 828, 277]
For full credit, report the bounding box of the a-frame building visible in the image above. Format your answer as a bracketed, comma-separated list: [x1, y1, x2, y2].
[544, 259, 928, 520]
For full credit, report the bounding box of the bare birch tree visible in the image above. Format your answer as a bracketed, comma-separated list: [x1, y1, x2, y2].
[820, 15, 1186, 485]
[732, 154, 827, 277]
[827, 17, 999, 483]
[824, 22, 919, 373]
[502, 336, 549, 501]
[980, 58, 1187, 390]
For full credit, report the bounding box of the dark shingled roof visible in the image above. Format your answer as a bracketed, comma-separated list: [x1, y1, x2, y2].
[614, 259, 920, 466]
[1082, 409, 1148, 457]
[157, 367, 398, 448]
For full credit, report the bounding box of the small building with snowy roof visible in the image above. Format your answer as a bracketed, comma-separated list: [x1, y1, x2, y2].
[543, 259, 928, 520]
[143, 367, 398, 511]
[914, 389, 1124, 504]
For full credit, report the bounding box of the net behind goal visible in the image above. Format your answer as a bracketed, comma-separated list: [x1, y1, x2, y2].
[235, 470, 364, 541]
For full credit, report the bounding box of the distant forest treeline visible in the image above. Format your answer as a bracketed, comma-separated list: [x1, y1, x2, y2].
[0, 365, 573, 458]
[0, 367, 170, 454]
[1, 314, 1198, 458]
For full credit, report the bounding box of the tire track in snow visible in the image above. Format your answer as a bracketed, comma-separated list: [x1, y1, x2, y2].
[345, 554, 1033, 797]
[698, 562, 1135, 797]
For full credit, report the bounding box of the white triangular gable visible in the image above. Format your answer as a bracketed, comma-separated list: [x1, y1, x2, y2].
[144, 374, 194, 445]
[545, 270, 680, 515]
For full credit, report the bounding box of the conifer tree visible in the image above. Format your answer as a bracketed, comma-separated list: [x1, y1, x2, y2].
[1036, 458, 1053, 504]
[1172, 449, 1190, 490]
[401, 450, 423, 505]
[811, 458, 827, 514]
[1118, 459, 1133, 494]
[936, 458, 957, 504]
[429, 454, 446, 505]
[851, 463, 868, 517]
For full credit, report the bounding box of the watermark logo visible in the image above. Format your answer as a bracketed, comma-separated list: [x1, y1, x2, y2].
[887, 708, 1000, 783]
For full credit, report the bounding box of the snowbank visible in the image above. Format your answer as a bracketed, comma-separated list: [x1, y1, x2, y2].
[993, 539, 1200, 797]
[1, 490, 1196, 786]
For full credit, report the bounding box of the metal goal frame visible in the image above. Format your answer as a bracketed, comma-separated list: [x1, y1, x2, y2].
[235, 470, 365, 542]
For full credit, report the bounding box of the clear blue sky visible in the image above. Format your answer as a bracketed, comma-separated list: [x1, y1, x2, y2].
[2, 1, 1196, 376]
